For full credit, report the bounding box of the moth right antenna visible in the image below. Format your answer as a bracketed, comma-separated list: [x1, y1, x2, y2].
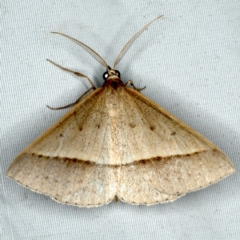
[113, 15, 163, 69]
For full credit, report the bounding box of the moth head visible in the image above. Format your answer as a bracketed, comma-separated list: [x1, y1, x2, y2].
[51, 16, 162, 83]
[103, 66, 121, 81]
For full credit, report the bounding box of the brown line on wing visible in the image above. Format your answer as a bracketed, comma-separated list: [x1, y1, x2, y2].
[28, 149, 209, 166]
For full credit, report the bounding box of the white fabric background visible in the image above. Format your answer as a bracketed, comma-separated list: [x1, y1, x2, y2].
[1, 1, 239, 239]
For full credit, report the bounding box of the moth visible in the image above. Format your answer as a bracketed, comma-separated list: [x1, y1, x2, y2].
[6, 16, 235, 207]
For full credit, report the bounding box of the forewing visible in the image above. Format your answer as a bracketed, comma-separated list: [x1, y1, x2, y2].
[7, 88, 120, 207]
[116, 88, 235, 205]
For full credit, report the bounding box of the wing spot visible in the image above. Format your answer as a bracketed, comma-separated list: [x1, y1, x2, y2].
[79, 127, 83, 131]
[129, 123, 136, 128]
[150, 126, 155, 131]
[171, 131, 176, 136]
[96, 124, 100, 129]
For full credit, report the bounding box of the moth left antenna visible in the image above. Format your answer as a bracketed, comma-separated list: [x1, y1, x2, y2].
[113, 15, 163, 69]
[51, 32, 109, 69]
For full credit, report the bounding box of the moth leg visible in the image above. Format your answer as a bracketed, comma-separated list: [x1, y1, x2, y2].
[47, 87, 95, 110]
[125, 80, 146, 92]
[46, 59, 96, 89]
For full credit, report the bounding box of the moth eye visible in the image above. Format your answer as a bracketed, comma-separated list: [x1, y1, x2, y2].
[103, 72, 108, 80]
[115, 70, 120, 77]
